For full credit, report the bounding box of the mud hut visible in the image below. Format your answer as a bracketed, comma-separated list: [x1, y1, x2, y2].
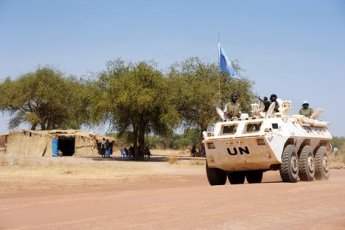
[0, 129, 115, 157]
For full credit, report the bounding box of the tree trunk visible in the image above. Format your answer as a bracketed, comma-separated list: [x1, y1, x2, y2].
[138, 125, 145, 146]
[132, 123, 139, 160]
[138, 118, 146, 160]
[199, 125, 207, 156]
[30, 123, 37, 130]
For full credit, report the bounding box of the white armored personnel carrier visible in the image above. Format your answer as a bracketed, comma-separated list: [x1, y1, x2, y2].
[203, 100, 332, 185]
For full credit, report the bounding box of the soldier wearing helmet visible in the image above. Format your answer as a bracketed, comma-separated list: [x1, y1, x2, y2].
[299, 100, 314, 118]
[263, 94, 280, 113]
[224, 93, 241, 119]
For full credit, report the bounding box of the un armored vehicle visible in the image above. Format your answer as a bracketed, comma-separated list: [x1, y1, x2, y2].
[203, 100, 332, 185]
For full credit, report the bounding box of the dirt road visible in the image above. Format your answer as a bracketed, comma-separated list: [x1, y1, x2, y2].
[1, 157, 345, 230]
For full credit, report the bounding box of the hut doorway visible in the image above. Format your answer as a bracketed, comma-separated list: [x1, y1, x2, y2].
[58, 136, 75, 156]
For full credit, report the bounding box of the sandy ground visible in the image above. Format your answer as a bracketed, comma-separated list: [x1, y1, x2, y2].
[1, 150, 345, 230]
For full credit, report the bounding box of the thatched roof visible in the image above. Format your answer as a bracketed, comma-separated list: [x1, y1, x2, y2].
[2, 129, 114, 141]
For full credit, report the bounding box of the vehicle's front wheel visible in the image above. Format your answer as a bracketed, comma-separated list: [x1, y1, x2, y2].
[315, 146, 330, 180]
[228, 172, 246, 184]
[280, 144, 299, 183]
[299, 145, 315, 181]
[206, 161, 227, 186]
[246, 171, 263, 183]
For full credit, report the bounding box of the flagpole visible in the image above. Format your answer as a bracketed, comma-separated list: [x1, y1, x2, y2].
[217, 32, 221, 104]
[217, 32, 220, 63]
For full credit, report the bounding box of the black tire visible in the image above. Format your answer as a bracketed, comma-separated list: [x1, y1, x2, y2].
[246, 171, 263, 183]
[228, 172, 246, 184]
[298, 145, 315, 181]
[206, 161, 227, 186]
[315, 146, 330, 180]
[280, 144, 299, 183]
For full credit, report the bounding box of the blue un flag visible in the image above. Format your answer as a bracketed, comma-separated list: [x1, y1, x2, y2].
[218, 43, 239, 79]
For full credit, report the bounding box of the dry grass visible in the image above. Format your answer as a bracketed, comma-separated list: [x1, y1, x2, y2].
[0, 150, 205, 196]
[330, 154, 345, 162]
[0, 155, 5, 166]
[1, 157, 151, 180]
[0, 150, 205, 191]
[168, 156, 178, 164]
[0, 149, 203, 179]
[150, 149, 191, 157]
[329, 145, 345, 165]
[189, 159, 205, 166]
[329, 153, 345, 169]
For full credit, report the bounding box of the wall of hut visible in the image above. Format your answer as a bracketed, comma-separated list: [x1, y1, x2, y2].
[0, 130, 113, 158]
[5, 130, 52, 157]
[74, 135, 99, 157]
[0, 134, 7, 151]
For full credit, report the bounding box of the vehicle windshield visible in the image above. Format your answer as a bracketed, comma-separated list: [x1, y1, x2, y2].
[245, 122, 262, 133]
[222, 124, 237, 134]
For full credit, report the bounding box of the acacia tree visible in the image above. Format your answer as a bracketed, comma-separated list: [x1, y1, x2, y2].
[0, 67, 90, 130]
[91, 59, 179, 158]
[169, 57, 254, 151]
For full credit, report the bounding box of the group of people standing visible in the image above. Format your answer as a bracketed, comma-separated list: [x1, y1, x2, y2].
[98, 139, 152, 160]
[120, 145, 151, 160]
[190, 143, 206, 157]
[98, 138, 113, 158]
[223, 93, 314, 119]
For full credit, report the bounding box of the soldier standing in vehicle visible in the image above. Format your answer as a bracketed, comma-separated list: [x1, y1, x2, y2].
[299, 100, 314, 118]
[264, 94, 280, 113]
[224, 93, 241, 119]
[256, 96, 270, 112]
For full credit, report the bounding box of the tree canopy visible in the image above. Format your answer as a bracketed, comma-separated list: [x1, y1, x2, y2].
[168, 57, 254, 147]
[0, 67, 90, 130]
[91, 59, 179, 158]
[0, 58, 255, 154]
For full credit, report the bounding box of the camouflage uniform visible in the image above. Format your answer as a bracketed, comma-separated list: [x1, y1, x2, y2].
[224, 102, 241, 119]
[299, 107, 314, 118]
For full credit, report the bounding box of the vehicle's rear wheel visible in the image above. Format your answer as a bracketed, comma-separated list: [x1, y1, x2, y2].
[280, 144, 299, 183]
[206, 161, 227, 186]
[299, 145, 315, 181]
[228, 171, 246, 184]
[315, 146, 330, 180]
[246, 171, 263, 183]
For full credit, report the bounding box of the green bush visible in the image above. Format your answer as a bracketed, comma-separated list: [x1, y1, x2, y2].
[331, 136, 345, 150]
[110, 128, 201, 150]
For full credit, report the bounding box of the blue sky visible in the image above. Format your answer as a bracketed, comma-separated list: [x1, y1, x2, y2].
[0, 0, 344, 136]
